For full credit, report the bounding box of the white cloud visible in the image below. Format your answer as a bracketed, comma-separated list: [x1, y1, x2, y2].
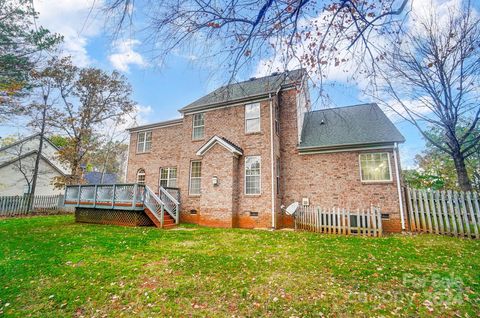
[108, 39, 148, 72]
[33, 0, 104, 66]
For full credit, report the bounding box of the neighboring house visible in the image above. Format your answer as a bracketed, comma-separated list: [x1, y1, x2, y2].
[84, 171, 118, 184]
[0, 134, 68, 196]
[126, 69, 406, 232]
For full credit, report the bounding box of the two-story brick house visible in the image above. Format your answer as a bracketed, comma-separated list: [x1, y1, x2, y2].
[126, 69, 406, 232]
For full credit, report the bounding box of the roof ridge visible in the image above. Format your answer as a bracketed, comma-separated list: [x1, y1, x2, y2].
[308, 103, 377, 113]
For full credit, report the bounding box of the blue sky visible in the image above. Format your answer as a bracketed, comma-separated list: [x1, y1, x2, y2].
[0, 0, 427, 167]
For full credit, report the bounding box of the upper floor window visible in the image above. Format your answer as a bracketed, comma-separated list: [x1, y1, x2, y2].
[245, 156, 261, 195]
[359, 153, 392, 182]
[137, 168, 146, 184]
[245, 103, 260, 133]
[189, 161, 202, 195]
[160, 167, 177, 188]
[192, 113, 205, 140]
[137, 131, 152, 153]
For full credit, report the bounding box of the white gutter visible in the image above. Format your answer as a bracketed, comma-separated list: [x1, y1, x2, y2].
[269, 93, 275, 229]
[393, 142, 405, 230]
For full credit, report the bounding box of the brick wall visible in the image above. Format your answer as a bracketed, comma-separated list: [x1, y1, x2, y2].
[277, 89, 404, 232]
[126, 124, 182, 191]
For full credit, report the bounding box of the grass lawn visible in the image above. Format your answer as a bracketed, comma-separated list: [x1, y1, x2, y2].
[0, 216, 479, 317]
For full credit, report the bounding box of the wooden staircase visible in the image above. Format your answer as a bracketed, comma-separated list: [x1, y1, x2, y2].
[143, 186, 179, 229]
[144, 207, 177, 229]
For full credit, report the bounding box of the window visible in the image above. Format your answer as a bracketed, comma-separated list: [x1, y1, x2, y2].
[160, 167, 177, 188]
[359, 153, 392, 182]
[192, 113, 205, 140]
[245, 156, 261, 194]
[275, 104, 280, 135]
[189, 161, 202, 195]
[137, 168, 146, 184]
[245, 103, 260, 133]
[137, 131, 152, 153]
[276, 157, 280, 195]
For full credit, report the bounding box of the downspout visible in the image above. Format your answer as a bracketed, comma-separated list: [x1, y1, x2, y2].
[393, 142, 405, 230]
[269, 93, 275, 229]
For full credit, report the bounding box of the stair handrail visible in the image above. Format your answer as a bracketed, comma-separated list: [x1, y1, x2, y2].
[159, 186, 179, 224]
[144, 186, 166, 227]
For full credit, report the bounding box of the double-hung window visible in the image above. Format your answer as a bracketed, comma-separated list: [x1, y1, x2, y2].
[189, 161, 202, 195]
[137, 131, 152, 153]
[245, 103, 260, 133]
[192, 113, 205, 140]
[359, 153, 392, 182]
[160, 167, 177, 188]
[245, 156, 261, 195]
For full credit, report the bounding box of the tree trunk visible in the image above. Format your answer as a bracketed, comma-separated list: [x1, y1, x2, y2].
[29, 102, 47, 211]
[452, 151, 472, 191]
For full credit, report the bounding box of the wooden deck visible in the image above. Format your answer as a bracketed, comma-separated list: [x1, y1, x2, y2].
[64, 183, 180, 229]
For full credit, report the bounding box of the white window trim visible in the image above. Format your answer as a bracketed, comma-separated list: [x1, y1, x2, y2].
[245, 155, 261, 195]
[358, 152, 393, 183]
[189, 161, 202, 195]
[192, 113, 205, 140]
[245, 103, 261, 134]
[159, 167, 177, 188]
[137, 131, 152, 153]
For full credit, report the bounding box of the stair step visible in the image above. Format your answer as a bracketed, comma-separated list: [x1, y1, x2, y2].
[144, 207, 177, 229]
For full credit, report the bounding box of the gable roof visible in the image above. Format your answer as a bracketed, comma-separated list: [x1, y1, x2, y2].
[0, 150, 66, 176]
[299, 103, 405, 152]
[0, 133, 60, 153]
[180, 69, 305, 114]
[196, 135, 243, 157]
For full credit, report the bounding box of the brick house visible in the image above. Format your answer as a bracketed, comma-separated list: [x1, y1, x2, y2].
[125, 69, 406, 232]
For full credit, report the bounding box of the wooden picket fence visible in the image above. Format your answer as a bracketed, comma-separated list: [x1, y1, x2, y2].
[0, 194, 68, 217]
[406, 188, 480, 239]
[295, 206, 383, 237]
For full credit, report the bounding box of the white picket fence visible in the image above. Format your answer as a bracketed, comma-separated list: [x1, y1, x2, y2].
[406, 188, 480, 239]
[295, 206, 383, 237]
[0, 194, 67, 216]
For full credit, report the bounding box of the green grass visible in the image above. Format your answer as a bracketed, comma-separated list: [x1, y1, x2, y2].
[0, 216, 479, 317]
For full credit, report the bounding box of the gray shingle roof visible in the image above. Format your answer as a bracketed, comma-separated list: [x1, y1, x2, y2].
[299, 103, 405, 150]
[180, 69, 305, 113]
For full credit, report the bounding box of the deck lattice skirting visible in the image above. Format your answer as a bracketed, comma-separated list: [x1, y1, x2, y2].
[75, 207, 154, 227]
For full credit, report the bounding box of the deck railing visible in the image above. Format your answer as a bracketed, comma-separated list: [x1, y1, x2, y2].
[64, 183, 145, 210]
[159, 186, 180, 223]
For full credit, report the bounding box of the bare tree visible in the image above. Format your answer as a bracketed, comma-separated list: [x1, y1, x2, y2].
[371, 1, 480, 191]
[103, 0, 409, 80]
[35, 57, 137, 186]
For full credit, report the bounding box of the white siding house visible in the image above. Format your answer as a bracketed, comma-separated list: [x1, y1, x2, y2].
[0, 134, 69, 196]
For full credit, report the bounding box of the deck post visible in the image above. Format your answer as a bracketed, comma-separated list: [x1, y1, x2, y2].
[160, 204, 164, 228]
[112, 184, 116, 208]
[93, 185, 98, 208]
[77, 185, 81, 205]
